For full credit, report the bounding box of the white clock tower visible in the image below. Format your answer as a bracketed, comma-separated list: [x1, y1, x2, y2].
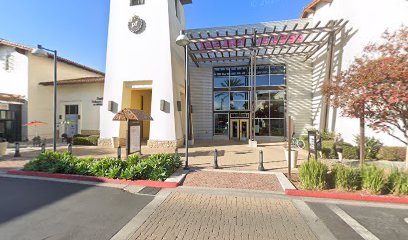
[100, 0, 192, 148]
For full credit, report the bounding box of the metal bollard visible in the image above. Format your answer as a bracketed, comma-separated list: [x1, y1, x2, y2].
[117, 146, 121, 160]
[174, 148, 179, 164]
[14, 142, 21, 157]
[68, 143, 72, 154]
[213, 149, 219, 169]
[41, 143, 46, 153]
[258, 150, 265, 171]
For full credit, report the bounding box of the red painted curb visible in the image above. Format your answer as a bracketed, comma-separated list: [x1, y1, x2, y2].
[7, 170, 179, 188]
[285, 189, 408, 204]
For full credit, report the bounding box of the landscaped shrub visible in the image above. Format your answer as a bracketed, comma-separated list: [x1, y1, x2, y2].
[299, 160, 328, 190]
[321, 140, 336, 159]
[333, 164, 361, 191]
[342, 143, 359, 159]
[73, 135, 99, 146]
[321, 131, 336, 141]
[354, 136, 383, 160]
[23, 151, 181, 181]
[361, 165, 386, 194]
[377, 147, 406, 161]
[387, 170, 408, 195]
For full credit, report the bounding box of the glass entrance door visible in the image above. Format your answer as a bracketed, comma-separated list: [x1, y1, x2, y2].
[230, 119, 249, 141]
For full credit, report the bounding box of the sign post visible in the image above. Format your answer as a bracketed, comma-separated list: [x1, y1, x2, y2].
[307, 130, 318, 160]
[287, 116, 294, 180]
[127, 120, 142, 156]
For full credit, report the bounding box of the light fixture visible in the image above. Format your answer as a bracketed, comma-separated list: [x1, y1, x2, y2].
[31, 45, 49, 57]
[176, 31, 190, 46]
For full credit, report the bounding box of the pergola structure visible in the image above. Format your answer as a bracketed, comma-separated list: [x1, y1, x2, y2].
[185, 19, 348, 140]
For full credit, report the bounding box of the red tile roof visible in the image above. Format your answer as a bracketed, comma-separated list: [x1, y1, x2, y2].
[39, 77, 105, 86]
[0, 93, 26, 103]
[301, 0, 333, 18]
[0, 39, 104, 76]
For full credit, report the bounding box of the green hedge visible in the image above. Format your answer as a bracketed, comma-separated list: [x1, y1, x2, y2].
[377, 147, 406, 161]
[333, 164, 361, 191]
[23, 151, 182, 181]
[73, 135, 99, 146]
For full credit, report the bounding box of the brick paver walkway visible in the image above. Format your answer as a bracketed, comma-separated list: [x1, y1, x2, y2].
[182, 170, 283, 192]
[130, 192, 317, 240]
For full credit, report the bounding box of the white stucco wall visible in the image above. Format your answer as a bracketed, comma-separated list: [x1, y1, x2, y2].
[307, 0, 408, 146]
[0, 46, 29, 139]
[28, 54, 103, 139]
[101, 0, 186, 145]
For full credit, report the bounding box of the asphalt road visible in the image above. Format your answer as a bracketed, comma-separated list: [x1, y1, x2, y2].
[0, 176, 153, 240]
[307, 201, 408, 240]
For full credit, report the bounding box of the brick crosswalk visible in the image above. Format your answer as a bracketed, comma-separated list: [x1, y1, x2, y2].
[130, 192, 317, 240]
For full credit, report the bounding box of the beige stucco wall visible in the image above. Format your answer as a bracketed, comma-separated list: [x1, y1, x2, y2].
[27, 54, 103, 139]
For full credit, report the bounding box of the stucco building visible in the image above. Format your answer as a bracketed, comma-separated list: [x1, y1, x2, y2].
[98, 0, 408, 148]
[0, 39, 104, 142]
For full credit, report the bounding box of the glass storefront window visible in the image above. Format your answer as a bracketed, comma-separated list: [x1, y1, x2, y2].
[270, 90, 285, 100]
[256, 66, 269, 75]
[270, 75, 285, 86]
[270, 119, 285, 136]
[230, 76, 248, 86]
[255, 119, 269, 136]
[270, 101, 285, 118]
[214, 76, 229, 88]
[257, 90, 269, 100]
[255, 101, 269, 118]
[214, 92, 230, 111]
[255, 75, 269, 86]
[270, 66, 285, 74]
[214, 114, 228, 136]
[230, 92, 249, 101]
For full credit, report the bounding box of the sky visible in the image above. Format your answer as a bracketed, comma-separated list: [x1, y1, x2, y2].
[0, 0, 311, 72]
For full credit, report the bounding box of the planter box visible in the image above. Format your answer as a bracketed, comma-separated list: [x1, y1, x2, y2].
[0, 142, 7, 159]
[284, 149, 298, 169]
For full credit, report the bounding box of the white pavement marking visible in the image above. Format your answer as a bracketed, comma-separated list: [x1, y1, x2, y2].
[327, 204, 380, 240]
[404, 218, 408, 224]
[293, 200, 337, 240]
[110, 188, 173, 240]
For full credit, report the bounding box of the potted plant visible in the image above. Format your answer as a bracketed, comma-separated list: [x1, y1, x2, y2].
[0, 138, 8, 159]
[284, 143, 298, 169]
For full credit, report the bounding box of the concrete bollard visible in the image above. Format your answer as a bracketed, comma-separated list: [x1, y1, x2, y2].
[41, 143, 46, 153]
[14, 142, 21, 157]
[68, 143, 72, 154]
[117, 146, 121, 160]
[258, 150, 265, 171]
[213, 149, 219, 169]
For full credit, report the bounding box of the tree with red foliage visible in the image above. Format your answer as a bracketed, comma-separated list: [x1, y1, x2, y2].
[323, 26, 408, 168]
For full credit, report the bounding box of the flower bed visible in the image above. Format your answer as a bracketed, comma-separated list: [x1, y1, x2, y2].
[297, 160, 408, 196]
[23, 151, 182, 181]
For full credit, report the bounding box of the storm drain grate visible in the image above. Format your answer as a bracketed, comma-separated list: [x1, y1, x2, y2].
[138, 187, 162, 195]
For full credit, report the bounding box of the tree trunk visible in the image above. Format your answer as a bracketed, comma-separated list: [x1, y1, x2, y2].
[359, 116, 365, 166]
[406, 143, 408, 171]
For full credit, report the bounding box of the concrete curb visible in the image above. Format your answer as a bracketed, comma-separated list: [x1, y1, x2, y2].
[7, 170, 186, 188]
[274, 172, 296, 191]
[286, 189, 408, 205]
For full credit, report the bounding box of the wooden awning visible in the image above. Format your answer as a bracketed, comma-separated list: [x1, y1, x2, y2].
[112, 108, 152, 121]
[0, 93, 26, 104]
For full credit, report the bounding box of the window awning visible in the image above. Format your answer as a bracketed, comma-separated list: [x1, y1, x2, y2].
[186, 19, 347, 67]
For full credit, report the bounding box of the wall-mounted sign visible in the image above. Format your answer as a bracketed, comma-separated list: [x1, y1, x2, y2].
[128, 15, 145, 34]
[0, 103, 9, 110]
[92, 97, 103, 106]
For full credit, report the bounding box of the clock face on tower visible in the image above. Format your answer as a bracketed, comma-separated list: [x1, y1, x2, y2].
[128, 15, 145, 34]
